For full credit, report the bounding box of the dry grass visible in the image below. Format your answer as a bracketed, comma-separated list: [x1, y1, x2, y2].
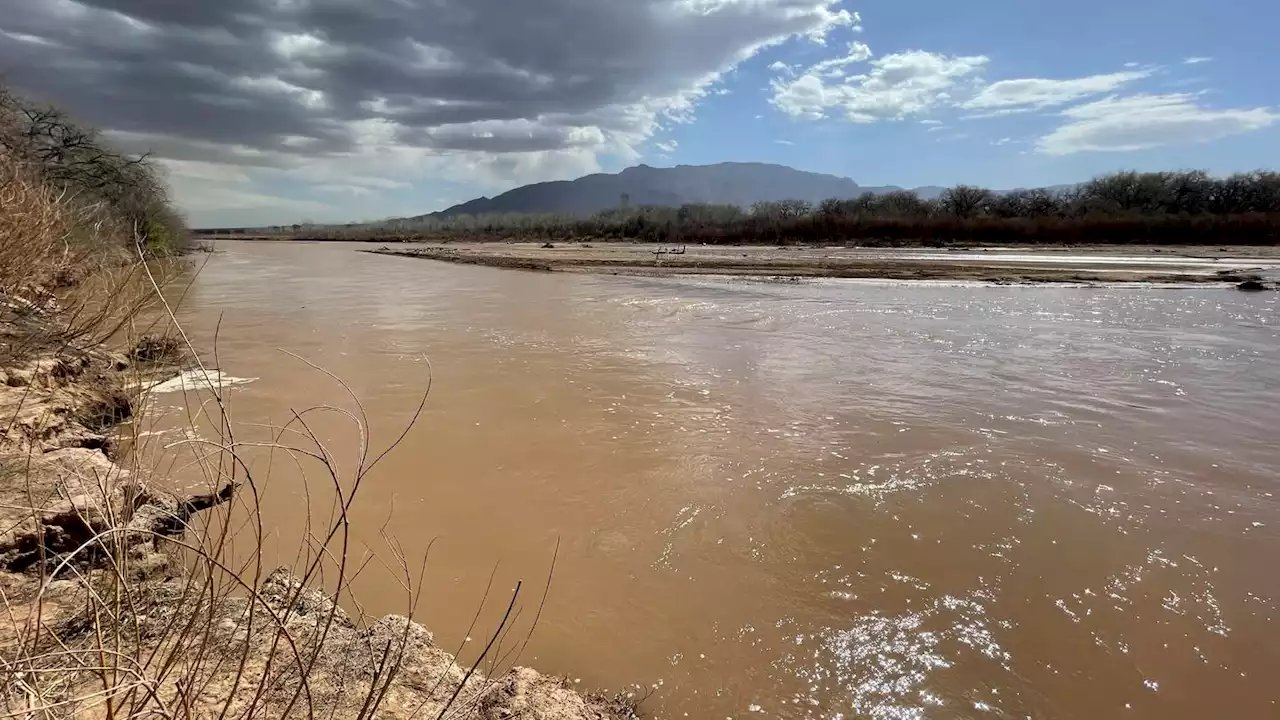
[0, 157, 75, 302]
[0, 148, 181, 371]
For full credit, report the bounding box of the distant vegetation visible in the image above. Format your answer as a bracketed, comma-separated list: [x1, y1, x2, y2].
[0, 84, 186, 258]
[224, 170, 1280, 246]
[408, 162, 904, 218]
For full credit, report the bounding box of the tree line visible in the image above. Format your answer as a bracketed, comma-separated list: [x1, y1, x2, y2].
[0, 84, 185, 254]
[281, 170, 1280, 246]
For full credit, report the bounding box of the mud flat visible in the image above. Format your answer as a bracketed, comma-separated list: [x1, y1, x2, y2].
[365, 242, 1280, 285]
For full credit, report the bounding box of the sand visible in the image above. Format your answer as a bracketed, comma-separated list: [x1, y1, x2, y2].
[363, 242, 1280, 285]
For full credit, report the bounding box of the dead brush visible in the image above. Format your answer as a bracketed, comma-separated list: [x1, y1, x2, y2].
[0, 154, 169, 368]
[0, 156, 74, 304]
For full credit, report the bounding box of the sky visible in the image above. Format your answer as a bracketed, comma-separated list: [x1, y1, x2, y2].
[1, 0, 1276, 227]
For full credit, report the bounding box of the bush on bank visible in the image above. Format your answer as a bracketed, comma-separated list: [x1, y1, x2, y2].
[254, 169, 1280, 246]
[0, 83, 187, 261]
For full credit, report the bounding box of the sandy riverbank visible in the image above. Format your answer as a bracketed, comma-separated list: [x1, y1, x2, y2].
[363, 242, 1280, 285]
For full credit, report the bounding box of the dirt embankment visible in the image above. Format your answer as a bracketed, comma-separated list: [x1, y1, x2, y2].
[364, 242, 1280, 286]
[0, 312, 635, 719]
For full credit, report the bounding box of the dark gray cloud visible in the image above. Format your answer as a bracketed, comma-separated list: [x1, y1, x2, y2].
[0, 0, 850, 163]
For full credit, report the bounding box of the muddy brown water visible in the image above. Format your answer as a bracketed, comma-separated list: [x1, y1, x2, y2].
[147, 241, 1279, 719]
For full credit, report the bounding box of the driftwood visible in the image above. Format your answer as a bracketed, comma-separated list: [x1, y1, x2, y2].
[651, 244, 687, 264]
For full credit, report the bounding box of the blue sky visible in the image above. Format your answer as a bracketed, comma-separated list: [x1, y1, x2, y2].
[649, 0, 1280, 192]
[2, 0, 1274, 225]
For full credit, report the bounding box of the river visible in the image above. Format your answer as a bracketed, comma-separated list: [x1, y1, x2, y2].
[148, 241, 1279, 719]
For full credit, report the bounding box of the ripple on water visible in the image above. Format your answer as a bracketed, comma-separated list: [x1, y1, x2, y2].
[776, 585, 1012, 719]
[170, 249, 1280, 720]
[779, 448, 998, 506]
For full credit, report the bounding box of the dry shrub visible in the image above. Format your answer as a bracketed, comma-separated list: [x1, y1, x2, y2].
[0, 84, 188, 256]
[0, 150, 177, 367]
[0, 155, 74, 300]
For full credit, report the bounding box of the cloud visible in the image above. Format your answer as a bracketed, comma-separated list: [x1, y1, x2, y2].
[774, 139, 794, 145]
[1183, 56, 1213, 65]
[775, 43, 1276, 160]
[1037, 93, 1280, 155]
[0, 0, 855, 223]
[654, 139, 679, 153]
[771, 48, 989, 122]
[314, 184, 378, 197]
[961, 70, 1151, 114]
[806, 41, 872, 77]
[156, 157, 336, 225]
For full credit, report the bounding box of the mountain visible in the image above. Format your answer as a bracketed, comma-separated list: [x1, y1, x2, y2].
[414, 162, 941, 219]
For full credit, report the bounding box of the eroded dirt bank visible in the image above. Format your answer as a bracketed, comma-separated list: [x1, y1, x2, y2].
[0, 312, 634, 719]
[365, 242, 1280, 285]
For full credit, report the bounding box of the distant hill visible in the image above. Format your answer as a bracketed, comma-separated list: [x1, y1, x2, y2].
[412, 163, 945, 220]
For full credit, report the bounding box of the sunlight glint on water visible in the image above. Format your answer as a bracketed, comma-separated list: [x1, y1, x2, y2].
[156, 242, 1280, 719]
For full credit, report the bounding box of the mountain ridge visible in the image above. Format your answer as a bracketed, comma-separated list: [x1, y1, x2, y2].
[412, 162, 947, 220]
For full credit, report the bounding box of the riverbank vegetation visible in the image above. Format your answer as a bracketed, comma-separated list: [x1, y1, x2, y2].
[226, 170, 1280, 246]
[0, 84, 186, 259]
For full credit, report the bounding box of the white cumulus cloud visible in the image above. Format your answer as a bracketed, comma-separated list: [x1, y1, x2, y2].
[772, 49, 989, 122]
[961, 70, 1151, 114]
[1037, 93, 1280, 155]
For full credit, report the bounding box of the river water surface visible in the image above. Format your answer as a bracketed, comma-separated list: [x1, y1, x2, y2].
[152, 241, 1278, 719]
